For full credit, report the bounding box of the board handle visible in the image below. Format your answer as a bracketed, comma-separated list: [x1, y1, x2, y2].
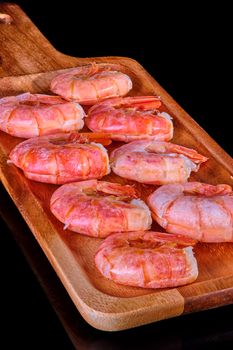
[0, 3, 78, 78]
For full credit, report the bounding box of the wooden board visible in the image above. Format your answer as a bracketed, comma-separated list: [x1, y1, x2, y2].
[1, 3, 233, 331]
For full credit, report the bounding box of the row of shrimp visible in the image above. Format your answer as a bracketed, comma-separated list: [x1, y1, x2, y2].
[2, 62, 232, 290]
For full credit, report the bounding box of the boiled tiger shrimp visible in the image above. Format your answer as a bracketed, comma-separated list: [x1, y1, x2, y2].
[50, 63, 132, 105]
[8, 133, 110, 184]
[110, 140, 208, 185]
[50, 180, 152, 237]
[0, 93, 85, 138]
[86, 96, 173, 142]
[95, 231, 198, 288]
[147, 182, 233, 242]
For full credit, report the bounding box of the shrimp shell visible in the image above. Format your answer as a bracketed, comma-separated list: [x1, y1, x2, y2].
[0, 93, 85, 138]
[86, 96, 173, 142]
[95, 231, 198, 288]
[50, 180, 152, 237]
[9, 133, 110, 184]
[147, 182, 233, 242]
[110, 140, 208, 185]
[50, 63, 132, 105]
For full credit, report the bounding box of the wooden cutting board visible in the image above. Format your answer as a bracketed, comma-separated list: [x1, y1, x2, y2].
[1, 3, 233, 331]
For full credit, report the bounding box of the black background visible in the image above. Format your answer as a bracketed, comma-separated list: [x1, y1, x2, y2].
[0, 1, 232, 349]
[12, 0, 233, 154]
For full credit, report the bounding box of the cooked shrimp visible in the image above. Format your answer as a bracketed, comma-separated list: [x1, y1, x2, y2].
[95, 231, 198, 288]
[110, 140, 208, 185]
[86, 96, 173, 142]
[50, 63, 132, 105]
[9, 133, 110, 184]
[50, 180, 152, 237]
[147, 182, 233, 242]
[0, 93, 85, 138]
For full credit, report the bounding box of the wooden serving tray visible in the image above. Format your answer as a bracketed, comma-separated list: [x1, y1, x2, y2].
[0, 3, 233, 331]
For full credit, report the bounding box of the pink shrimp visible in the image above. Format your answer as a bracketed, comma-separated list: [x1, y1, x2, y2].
[86, 96, 173, 142]
[95, 231, 198, 288]
[0, 93, 85, 138]
[50, 180, 152, 237]
[50, 63, 132, 105]
[110, 140, 208, 185]
[9, 133, 110, 184]
[147, 182, 233, 242]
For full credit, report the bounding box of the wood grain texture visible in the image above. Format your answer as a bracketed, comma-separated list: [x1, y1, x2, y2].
[0, 3, 233, 331]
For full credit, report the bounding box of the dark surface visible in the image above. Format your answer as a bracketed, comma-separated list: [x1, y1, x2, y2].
[0, 1, 232, 349]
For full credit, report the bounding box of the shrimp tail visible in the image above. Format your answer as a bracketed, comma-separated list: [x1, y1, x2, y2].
[183, 182, 232, 196]
[150, 232, 197, 246]
[145, 142, 208, 164]
[166, 144, 208, 164]
[119, 96, 162, 110]
[68, 132, 112, 146]
[96, 181, 137, 198]
[0, 92, 31, 105]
